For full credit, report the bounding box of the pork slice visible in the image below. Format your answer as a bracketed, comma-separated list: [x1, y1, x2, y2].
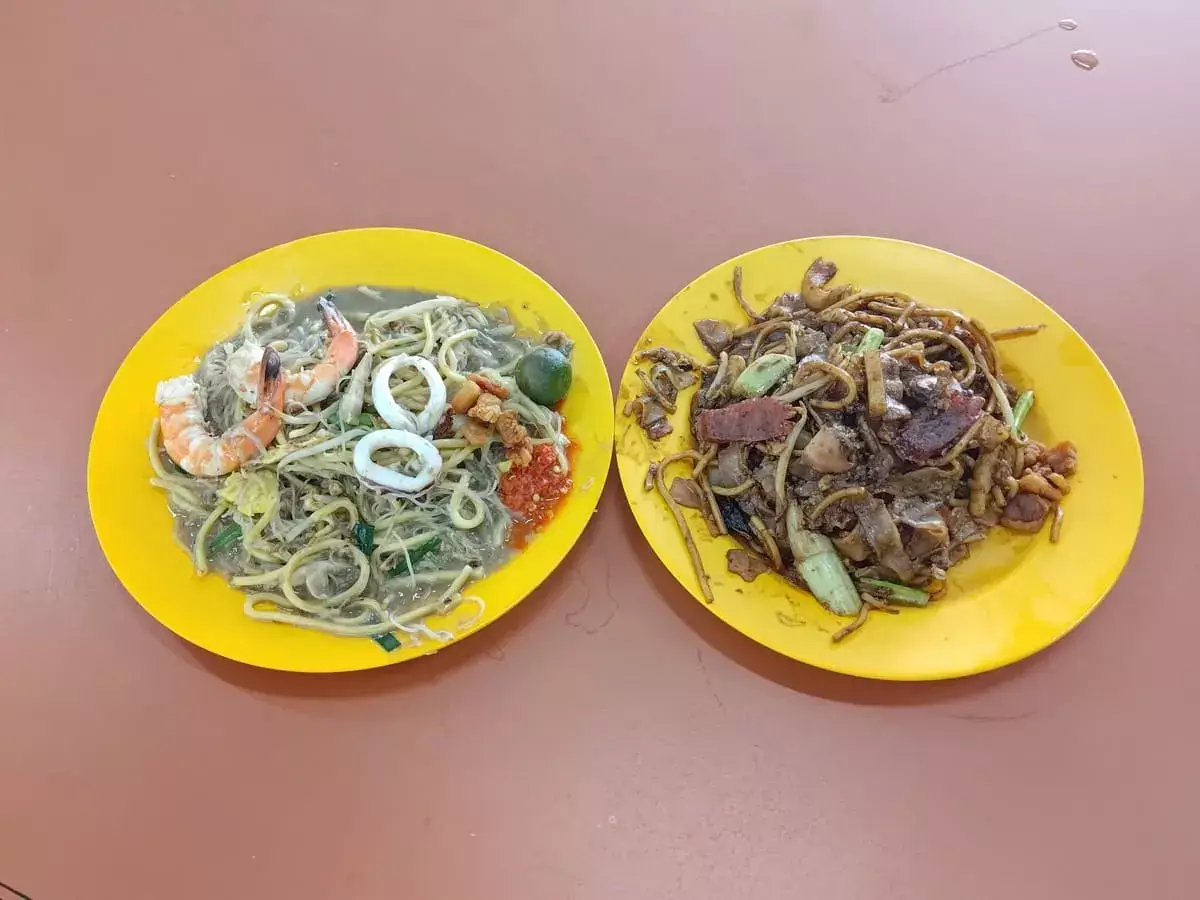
[727, 549, 772, 582]
[696, 398, 796, 443]
[694, 319, 735, 354]
[891, 392, 985, 463]
[669, 477, 704, 509]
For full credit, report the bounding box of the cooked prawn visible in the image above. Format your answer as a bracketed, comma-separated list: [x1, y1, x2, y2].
[228, 297, 359, 407]
[157, 347, 285, 477]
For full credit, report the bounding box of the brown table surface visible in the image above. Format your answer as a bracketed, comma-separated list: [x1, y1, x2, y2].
[1, 2, 1195, 898]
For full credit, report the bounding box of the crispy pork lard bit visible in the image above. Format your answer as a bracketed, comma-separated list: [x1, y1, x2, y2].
[695, 398, 796, 443]
[1001, 493, 1053, 532]
[801, 258, 853, 311]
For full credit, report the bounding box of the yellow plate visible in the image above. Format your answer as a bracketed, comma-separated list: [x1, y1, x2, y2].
[89, 228, 613, 672]
[616, 237, 1142, 680]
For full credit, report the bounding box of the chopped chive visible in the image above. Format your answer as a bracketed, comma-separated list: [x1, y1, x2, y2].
[207, 523, 243, 553]
[856, 327, 885, 355]
[352, 521, 375, 556]
[1010, 390, 1034, 439]
[355, 413, 375, 428]
[786, 506, 862, 617]
[859, 578, 929, 607]
[386, 536, 441, 578]
[372, 632, 401, 652]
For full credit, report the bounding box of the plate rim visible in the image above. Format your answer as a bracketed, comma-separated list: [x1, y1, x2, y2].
[614, 234, 1144, 680]
[88, 226, 614, 672]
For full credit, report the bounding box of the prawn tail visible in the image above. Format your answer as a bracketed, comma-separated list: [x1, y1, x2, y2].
[318, 296, 353, 335]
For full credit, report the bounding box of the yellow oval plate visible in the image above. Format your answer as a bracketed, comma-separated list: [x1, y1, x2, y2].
[616, 237, 1142, 680]
[89, 228, 613, 672]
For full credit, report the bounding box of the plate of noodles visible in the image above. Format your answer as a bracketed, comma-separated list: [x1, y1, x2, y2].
[89, 228, 613, 672]
[616, 237, 1142, 680]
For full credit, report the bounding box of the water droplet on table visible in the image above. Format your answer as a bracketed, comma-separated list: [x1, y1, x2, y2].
[1071, 49, 1099, 70]
[1058, 19, 1078, 31]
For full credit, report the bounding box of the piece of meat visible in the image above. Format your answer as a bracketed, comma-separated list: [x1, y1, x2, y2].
[636, 347, 699, 370]
[648, 363, 695, 406]
[727, 548, 772, 582]
[450, 379, 483, 414]
[495, 410, 529, 448]
[694, 319, 735, 354]
[460, 418, 492, 446]
[1042, 441, 1078, 476]
[901, 366, 962, 410]
[708, 443, 749, 489]
[468, 373, 509, 399]
[832, 526, 873, 562]
[1001, 493, 1052, 532]
[629, 395, 672, 441]
[800, 425, 857, 474]
[752, 458, 777, 498]
[468, 392, 503, 424]
[793, 328, 829, 358]
[695, 398, 795, 443]
[669, 477, 704, 509]
[854, 497, 917, 582]
[891, 392, 985, 463]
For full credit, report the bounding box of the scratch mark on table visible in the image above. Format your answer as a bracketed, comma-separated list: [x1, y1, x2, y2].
[565, 566, 620, 634]
[951, 711, 1034, 723]
[695, 648, 725, 711]
[0, 877, 35, 900]
[880, 24, 1058, 103]
[486, 637, 509, 661]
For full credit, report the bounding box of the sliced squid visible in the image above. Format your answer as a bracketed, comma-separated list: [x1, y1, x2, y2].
[372, 355, 447, 434]
[353, 429, 442, 494]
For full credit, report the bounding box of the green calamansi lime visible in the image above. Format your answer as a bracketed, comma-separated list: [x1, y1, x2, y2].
[515, 346, 573, 406]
